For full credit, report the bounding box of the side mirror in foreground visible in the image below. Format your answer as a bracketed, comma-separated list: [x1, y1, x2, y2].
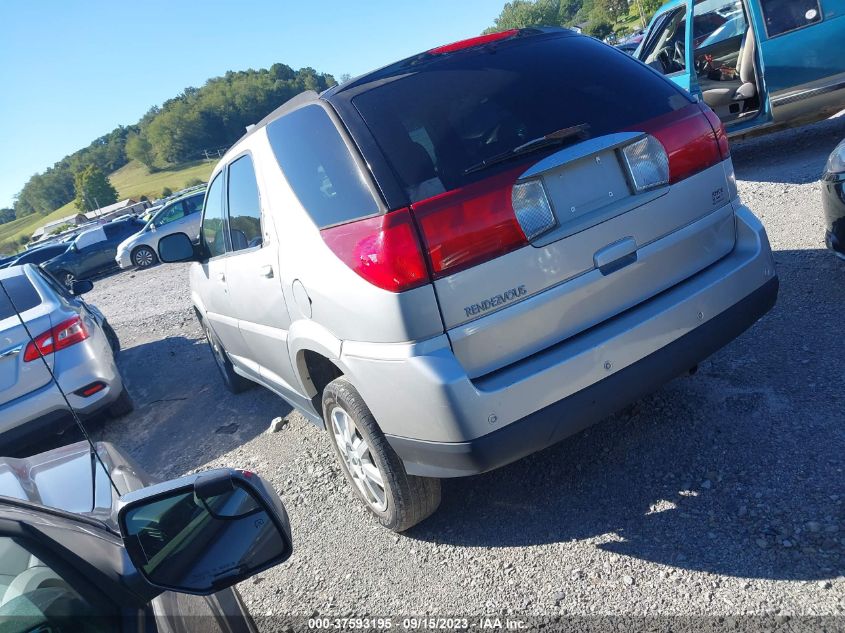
[117, 469, 292, 595]
[157, 232, 199, 263]
[70, 279, 94, 295]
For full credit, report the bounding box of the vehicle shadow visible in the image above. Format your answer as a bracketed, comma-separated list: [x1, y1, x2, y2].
[410, 248, 844, 582]
[732, 112, 845, 185]
[93, 334, 292, 479]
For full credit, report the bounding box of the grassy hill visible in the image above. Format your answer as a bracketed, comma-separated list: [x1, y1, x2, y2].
[0, 159, 215, 255]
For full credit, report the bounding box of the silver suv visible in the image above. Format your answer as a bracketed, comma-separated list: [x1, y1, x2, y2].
[159, 28, 778, 531]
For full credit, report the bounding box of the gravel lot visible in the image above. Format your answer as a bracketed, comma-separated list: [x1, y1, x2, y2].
[83, 114, 845, 622]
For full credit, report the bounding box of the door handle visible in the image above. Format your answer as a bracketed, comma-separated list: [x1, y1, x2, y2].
[216, 272, 226, 282]
[259, 265, 274, 278]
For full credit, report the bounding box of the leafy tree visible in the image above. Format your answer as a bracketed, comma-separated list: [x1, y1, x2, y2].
[126, 132, 156, 170]
[586, 18, 614, 39]
[0, 208, 14, 225]
[74, 165, 118, 212]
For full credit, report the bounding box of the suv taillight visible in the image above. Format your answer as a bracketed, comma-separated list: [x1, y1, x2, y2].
[411, 167, 534, 279]
[637, 105, 725, 184]
[23, 316, 90, 362]
[320, 209, 430, 293]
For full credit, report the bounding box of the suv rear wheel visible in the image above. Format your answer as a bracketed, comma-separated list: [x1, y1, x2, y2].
[322, 377, 441, 532]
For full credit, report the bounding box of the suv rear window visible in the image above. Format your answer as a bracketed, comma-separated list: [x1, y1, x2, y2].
[0, 274, 42, 320]
[266, 105, 379, 228]
[352, 33, 690, 204]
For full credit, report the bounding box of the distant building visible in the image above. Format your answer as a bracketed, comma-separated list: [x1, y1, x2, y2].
[30, 212, 89, 243]
[84, 198, 150, 222]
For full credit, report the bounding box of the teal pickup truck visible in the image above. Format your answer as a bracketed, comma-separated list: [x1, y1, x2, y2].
[636, 0, 845, 135]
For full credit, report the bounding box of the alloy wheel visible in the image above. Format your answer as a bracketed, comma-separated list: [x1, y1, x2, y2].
[133, 247, 155, 267]
[330, 406, 387, 512]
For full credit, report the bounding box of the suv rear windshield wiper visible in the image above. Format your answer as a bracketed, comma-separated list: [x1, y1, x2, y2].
[464, 123, 591, 175]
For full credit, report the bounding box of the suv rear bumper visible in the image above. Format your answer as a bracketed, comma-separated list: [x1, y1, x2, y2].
[386, 275, 777, 477]
[340, 205, 778, 477]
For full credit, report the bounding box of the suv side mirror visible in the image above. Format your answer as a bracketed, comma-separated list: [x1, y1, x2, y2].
[117, 469, 292, 595]
[158, 232, 200, 263]
[70, 279, 94, 295]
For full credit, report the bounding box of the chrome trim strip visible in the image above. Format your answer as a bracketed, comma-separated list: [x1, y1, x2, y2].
[771, 80, 845, 108]
[0, 344, 24, 359]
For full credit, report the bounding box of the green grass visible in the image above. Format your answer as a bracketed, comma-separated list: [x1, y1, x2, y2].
[109, 159, 214, 201]
[0, 159, 215, 255]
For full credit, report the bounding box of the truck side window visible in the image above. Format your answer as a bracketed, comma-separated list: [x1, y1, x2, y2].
[759, 0, 821, 37]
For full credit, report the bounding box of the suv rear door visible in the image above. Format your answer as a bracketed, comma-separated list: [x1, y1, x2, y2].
[334, 32, 735, 379]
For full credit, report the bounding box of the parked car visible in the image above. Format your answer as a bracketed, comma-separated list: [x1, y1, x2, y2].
[116, 189, 206, 269]
[0, 264, 131, 451]
[0, 242, 69, 270]
[158, 27, 778, 532]
[616, 40, 640, 54]
[0, 440, 292, 630]
[41, 216, 145, 287]
[637, 0, 845, 136]
[822, 137, 845, 259]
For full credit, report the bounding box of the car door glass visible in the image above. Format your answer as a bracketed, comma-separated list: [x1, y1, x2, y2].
[641, 8, 687, 75]
[156, 201, 187, 226]
[202, 173, 228, 258]
[227, 155, 263, 251]
[0, 537, 109, 630]
[693, 1, 748, 80]
[760, 0, 821, 37]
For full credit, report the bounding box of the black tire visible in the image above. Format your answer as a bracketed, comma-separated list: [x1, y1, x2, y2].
[204, 324, 252, 394]
[322, 377, 441, 532]
[131, 245, 158, 269]
[102, 320, 121, 356]
[108, 387, 134, 418]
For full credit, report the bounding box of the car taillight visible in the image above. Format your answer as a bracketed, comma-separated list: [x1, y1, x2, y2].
[319, 209, 430, 293]
[411, 167, 529, 279]
[700, 104, 731, 159]
[23, 316, 90, 362]
[635, 105, 724, 184]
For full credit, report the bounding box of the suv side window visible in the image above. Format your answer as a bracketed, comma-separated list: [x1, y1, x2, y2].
[759, 0, 821, 37]
[202, 173, 228, 258]
[266, 105, 378, 228]
[227, 155, 263, 251]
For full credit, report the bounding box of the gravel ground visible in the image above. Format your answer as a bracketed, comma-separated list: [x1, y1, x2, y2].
[84, 114, 845, 622]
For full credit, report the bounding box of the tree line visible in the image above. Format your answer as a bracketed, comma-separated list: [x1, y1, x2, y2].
[484, 0, 663, 40]
[6, 64, 336, 224]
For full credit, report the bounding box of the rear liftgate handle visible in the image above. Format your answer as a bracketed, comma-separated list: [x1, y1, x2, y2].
[593, 237, 638, 276]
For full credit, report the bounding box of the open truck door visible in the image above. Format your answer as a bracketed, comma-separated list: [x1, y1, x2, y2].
[639, 0, 773, 133]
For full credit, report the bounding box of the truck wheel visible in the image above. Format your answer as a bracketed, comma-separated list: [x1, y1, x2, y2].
[108, 388, 134, 418]
[322, 377, 441, 532]
[204, 325, 252, 394]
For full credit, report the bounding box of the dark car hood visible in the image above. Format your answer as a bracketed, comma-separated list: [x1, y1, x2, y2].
[0, 441, 152, 525]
